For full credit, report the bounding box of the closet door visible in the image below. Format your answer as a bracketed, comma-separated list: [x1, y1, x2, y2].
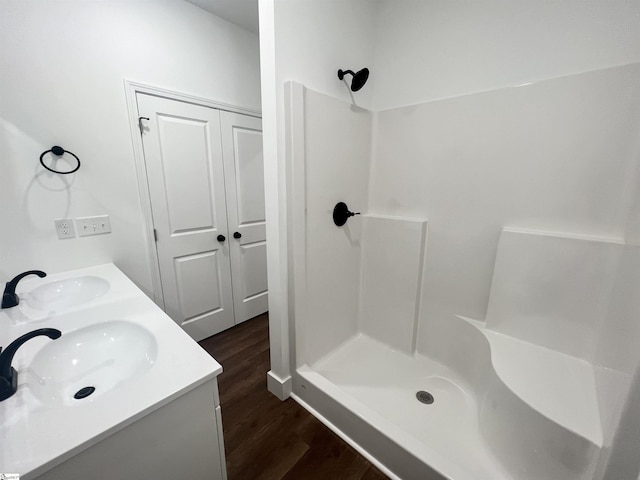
[137, 93, 235, 340]
[220, 111, 268, 323]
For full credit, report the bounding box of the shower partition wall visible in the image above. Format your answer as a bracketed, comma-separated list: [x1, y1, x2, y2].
[286, 62, 640, 480]
[287, 83, 373, 368]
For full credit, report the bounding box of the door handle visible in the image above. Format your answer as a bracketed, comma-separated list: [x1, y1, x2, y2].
[233, 232, 242, 239]
[217, 234, 226, 242]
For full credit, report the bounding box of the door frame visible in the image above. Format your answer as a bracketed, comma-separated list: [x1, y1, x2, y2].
[123, 79, 262, 308]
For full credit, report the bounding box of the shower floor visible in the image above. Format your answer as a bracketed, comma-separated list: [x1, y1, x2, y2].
[304, 333, 511, 480]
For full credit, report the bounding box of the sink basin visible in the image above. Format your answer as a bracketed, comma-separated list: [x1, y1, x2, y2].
[28, 321, 157, 406]
[25, 276, 110, 311]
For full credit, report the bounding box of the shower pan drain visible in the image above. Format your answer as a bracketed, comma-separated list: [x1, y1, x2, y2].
[416, 390, 434, 404]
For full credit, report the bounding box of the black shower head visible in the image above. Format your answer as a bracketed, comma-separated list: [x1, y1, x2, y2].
[337, 68, 369, 92]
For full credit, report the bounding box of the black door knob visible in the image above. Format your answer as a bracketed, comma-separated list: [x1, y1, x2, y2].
[217, 234, 226, 242]
[233, 232, 242, 239]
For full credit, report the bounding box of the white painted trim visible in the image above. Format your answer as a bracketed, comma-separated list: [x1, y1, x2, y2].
[123, 79, 165, 308]
[123, 79, 262, 308]
[267, 370, 292, 401]
[259, 0, 293, 396]
[290, 392, 401, 480]
[285, 81, 307, 369]
[124, 80, 261, 118]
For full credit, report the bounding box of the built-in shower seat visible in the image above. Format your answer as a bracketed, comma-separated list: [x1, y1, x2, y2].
[464, 316, 603, 448]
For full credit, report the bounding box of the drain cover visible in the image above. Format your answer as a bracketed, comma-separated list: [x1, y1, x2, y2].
[416, 390, 434, 404]
[74, 386, 96, 400]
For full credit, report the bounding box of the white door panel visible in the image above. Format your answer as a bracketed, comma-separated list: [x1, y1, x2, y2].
[239, 241, 268, 299]
[233, 129, 265, 224]
[221, 112, 268, 323]
[174, 251, 223, 319]
[137, 93, 235, 340]
[157, 117, 218, 234]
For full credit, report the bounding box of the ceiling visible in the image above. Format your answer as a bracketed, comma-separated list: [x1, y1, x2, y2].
[186, 0, 259, 34]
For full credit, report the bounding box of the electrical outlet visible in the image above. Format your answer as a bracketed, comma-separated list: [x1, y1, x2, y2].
[77, 215, 112, 237]
[54, 218, 76, 239]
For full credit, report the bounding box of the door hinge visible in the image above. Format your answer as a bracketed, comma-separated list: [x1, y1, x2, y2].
[153, 229, 158, 242]
[139, 116, 150, 135]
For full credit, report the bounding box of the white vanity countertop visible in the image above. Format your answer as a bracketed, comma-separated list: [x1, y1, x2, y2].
[0, 264, 222, 479]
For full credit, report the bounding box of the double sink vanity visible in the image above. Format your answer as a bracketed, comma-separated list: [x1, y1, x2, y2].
[0, 264, 226, 479]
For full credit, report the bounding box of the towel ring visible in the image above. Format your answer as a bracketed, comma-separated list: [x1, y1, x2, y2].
[39, 146, 81, 174]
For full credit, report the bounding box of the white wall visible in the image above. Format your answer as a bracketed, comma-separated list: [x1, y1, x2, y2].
[597, 247, 640, 374]
[359, 215, 426, 354]
[260, 0, 377, 389]
[0, 0, 260, 295]
[372, 0, 640, 110]
[369, 64, 640, 349]
[486, 230, 624, 362]
[274, 0, 377, 110]
[301, 88, 372, 365]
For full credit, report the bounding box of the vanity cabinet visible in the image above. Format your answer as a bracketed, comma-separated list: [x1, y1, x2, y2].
[0, 265, 227, 480]
[37, 380, 226, 480]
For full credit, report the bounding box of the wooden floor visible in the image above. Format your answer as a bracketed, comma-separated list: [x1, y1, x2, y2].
[199, 313, 388, 480]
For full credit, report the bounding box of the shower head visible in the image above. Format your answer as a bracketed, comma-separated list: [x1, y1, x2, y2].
[337, 68, 369, 92]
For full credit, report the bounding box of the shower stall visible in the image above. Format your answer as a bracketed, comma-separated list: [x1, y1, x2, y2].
[265, 2, 640, 479]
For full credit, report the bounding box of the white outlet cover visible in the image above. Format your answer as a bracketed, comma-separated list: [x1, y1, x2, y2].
[54, 218, 76, 239]
[76, 215, 112, 236]
[94, 215, 111, 233]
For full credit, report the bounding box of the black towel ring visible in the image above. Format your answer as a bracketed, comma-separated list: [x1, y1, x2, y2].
[39, 146, 81, 174]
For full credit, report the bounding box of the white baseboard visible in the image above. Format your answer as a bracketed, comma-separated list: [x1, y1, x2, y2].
[266, 370, 292, 400]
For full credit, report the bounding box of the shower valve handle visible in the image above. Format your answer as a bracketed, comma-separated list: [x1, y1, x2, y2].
[333, 202, 360, 227]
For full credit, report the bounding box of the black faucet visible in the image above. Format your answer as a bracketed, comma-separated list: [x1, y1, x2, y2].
[2, 270, 47, 309]
[0, 328, 61, 401]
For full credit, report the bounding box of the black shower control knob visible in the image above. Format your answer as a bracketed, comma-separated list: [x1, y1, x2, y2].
[333, 202, 361, 227]
[217, 235, 226, 242]
[233, 232, 242, 239]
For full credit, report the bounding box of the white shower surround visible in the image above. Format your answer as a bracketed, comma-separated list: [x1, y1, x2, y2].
[286, 62, 640, 479]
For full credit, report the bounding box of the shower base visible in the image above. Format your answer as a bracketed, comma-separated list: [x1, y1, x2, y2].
[298, 335, 508, 479]
[294, 316, 604, 480]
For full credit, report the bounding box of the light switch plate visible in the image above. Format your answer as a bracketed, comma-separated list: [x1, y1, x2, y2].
[77, 215, 112, 237]
[54, 218, 76, 239]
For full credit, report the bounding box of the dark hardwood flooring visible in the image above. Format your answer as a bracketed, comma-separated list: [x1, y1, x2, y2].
[199, 313, 388, 480]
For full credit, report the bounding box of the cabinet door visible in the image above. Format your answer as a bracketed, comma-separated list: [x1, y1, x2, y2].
[138, 93, 235, 340]
[220, 112, 268, 324]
